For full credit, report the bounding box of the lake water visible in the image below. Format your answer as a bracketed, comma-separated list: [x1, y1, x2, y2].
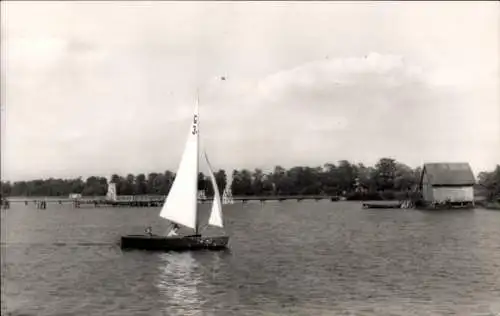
[1, 201, 500, 316]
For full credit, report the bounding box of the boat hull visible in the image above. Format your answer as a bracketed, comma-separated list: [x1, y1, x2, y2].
[120, 234, 229, 251]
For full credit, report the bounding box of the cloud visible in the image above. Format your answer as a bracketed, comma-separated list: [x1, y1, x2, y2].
[202, 52, 498, 171]
[215, 53, 428, 139]
[1, 2, 498, 180]
[3, 46, 498, 179]
[3, 37, 66, 70]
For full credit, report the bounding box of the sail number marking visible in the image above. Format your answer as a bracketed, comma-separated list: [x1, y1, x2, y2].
[192, 114, 198, 135]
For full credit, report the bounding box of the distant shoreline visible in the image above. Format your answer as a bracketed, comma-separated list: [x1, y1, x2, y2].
[2, 159, 498, 204]
[475, 200, 500, 210]
[4, 194, 496, 204]
[3, 194, 395, 201]
[4, 196, 499, 211]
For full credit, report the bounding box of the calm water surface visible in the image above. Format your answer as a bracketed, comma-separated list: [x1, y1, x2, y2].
[1, 201, 500, 315]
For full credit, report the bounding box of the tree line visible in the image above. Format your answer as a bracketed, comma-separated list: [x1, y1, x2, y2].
[477, 165, 500, 201]
[1, 158, 499, 201]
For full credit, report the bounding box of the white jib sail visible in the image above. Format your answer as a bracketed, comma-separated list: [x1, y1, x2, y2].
[159, 101, 200, 230]
[203, 150, 224, 228]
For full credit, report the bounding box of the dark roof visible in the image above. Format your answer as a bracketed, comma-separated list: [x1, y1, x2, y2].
[421, 162, 476, 186]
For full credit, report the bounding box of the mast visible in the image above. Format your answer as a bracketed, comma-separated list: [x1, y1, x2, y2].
[195, 91, 200, 235]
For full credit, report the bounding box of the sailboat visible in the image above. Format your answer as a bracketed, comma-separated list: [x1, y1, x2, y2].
[222, 187, 234, 205]
[120, 97, 229, 251]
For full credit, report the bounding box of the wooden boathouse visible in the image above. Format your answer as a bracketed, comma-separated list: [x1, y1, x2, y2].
[418, 162, 476, 208]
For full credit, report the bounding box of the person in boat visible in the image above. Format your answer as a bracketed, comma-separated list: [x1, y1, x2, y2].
[145, 226, 153, 236]
[167, 223, 180, 237]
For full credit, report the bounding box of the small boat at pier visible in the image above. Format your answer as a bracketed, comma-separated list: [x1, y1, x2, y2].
[362, 202, 402, 209]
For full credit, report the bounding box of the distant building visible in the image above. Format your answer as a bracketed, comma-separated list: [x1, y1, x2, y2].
[354, 177, 368, 193]
[419, 162, 475, 207]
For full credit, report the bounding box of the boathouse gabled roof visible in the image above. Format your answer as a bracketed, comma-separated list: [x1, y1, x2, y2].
[421, 162, 476, 186]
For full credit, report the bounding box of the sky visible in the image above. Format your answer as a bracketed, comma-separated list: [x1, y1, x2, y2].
[1, 1, 499, 181]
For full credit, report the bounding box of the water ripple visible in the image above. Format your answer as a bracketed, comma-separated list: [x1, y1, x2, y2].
[2, 202, 500, 315]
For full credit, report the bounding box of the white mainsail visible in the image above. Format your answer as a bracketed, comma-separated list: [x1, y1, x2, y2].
[159, 100, 200, 231]
[203, 150, 224, 228]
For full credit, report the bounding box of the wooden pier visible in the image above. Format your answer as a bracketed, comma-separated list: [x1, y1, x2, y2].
[5, 195, 341, 208]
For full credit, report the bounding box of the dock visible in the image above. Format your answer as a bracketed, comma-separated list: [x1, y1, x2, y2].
[5, 195, 341, 208]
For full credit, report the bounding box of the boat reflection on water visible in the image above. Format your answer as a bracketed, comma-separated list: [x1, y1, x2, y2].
[156, 252, 204, 315]
[155, 250, 232, 316]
